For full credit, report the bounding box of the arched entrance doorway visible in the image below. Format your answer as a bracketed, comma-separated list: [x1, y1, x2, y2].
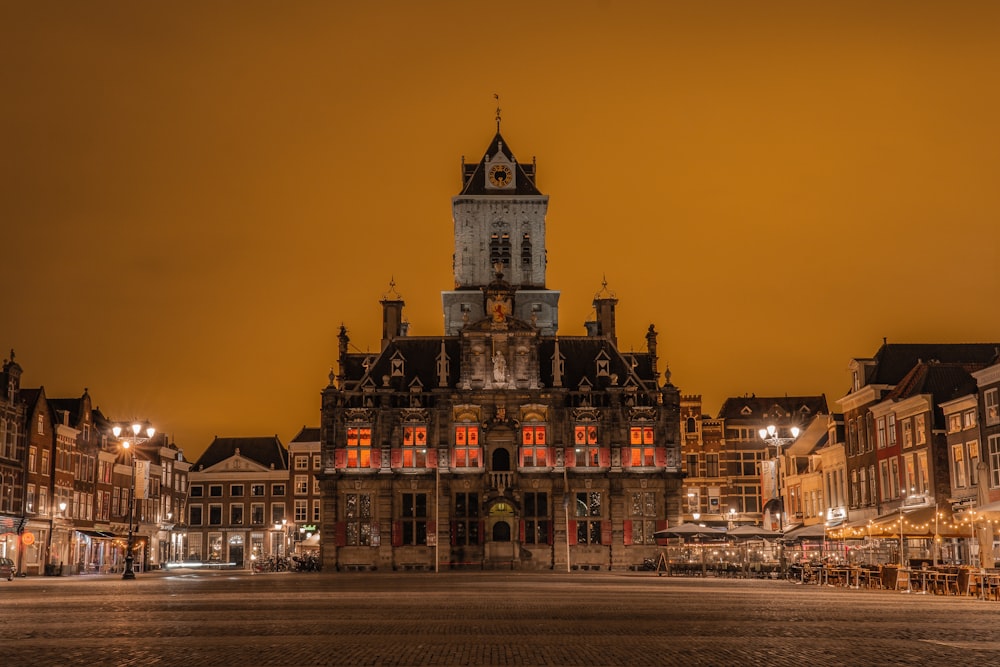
[484, 500, 516, 568]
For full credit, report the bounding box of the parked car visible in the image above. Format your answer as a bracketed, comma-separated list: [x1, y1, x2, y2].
[0, 557, 15, 580]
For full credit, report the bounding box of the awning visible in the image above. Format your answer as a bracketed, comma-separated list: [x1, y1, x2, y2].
[977, 500, 1000, 513]
[866, 506, 967, 539]
[76, 530, 118, 538]
[782, 523, 828, 541]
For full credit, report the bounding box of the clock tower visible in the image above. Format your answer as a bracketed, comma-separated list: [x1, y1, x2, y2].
[442, 130, 560, 335]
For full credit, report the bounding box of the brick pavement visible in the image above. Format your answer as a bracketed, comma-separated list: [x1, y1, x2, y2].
[2, 571, 1000, 666]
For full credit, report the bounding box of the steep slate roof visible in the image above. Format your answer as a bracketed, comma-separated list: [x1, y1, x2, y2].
[290, 426, 320, 443]
[716, 395, 829, 421]
[867, 343, 1000, 386]
[344, 333, 659, 395]
[194, 435, 287, 471]
[458, 132, 542, 196]
[47, 396, 86, 425]
[355, 338, 462, 391]
[884, 361, 980, 429]
[537, 337, 658, 391]
[18, 387, 42, 412]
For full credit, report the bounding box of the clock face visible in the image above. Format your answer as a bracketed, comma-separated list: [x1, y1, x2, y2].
[488, 164, 513, 188]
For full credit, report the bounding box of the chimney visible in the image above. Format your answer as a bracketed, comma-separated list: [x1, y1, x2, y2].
[646, 324, 658, 376]
[380, 280, 405, 351]
[381, 296, 405, 350]
[593, 294, 618, 346]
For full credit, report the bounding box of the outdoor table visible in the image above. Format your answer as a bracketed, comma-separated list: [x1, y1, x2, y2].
[908, 569, 932, 594]
[826, 567, 856, 588]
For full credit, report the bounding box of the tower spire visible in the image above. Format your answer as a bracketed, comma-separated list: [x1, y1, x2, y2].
[493, 93, 501, 132]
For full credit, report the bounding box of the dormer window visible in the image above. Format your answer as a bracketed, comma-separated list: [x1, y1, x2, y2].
[596, 350, 611, 377]
[390, 351, 405, 377]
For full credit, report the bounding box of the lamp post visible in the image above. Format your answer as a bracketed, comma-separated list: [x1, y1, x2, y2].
[113, 422, 155, 580]
[759, 425, 800, 531]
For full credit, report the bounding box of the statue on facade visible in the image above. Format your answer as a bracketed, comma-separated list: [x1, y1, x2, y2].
[493, 351, 507, 384]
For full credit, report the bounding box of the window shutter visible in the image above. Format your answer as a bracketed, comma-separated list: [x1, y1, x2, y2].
[390, 449, 403, 468]
[427, 449, 438, 469]
[623, 520, 633, 545]
[547, 521, 554, 545]
[334, 521, 347, 547]
[600, 521, 612, 545]
[598, 448, 611, 468]
[654, 447, 667, 467]
[519, 520, 526, 542]
[334, 450, 346, 468]
[371, 448, 381, 469]
[565, 447, 574, 468]
[655, 519, 668, 543]
[450, 521, 457, 546]
[392, 521, 403, 547]
[568, 520, 578, 545]
[426, 520, 436, 545]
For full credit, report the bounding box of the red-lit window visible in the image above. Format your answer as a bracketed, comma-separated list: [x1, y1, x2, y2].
[401, 425, 427, 468]
[346, 426, 372, 468]
[629, 425, 655, 467]
[521, 425, 548, 467]
[574, 424, 599, 467]
[454, 425, 481, 468]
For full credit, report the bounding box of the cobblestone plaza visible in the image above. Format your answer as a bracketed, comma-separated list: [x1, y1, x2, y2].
[3, 571, 1000, 666]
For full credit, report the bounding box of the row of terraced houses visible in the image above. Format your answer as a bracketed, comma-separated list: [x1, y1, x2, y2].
[3, 123, 999, 574]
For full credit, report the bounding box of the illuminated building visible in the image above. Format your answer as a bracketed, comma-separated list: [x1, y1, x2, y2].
[318, 124, 684, 571]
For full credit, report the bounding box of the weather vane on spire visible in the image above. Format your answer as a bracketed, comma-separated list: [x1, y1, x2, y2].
[493, 93, 501, 131]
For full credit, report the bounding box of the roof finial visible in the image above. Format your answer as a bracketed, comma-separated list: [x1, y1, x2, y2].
[493, 93, 501, 132]
[382, 276, 402, 301]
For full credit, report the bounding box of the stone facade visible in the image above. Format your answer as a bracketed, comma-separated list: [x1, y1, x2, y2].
[318, 126, 684, 572]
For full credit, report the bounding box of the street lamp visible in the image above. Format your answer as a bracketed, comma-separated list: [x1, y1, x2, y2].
[759, 425, 800, 531]
[113, 422, 155, 580]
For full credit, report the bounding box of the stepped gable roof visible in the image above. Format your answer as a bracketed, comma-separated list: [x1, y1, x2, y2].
[356, 337, 462, 391]
[868, 343, 1000, 386]
[537, 337, 658, 392]
[458, 132, 542, 196]
[716, 395, 829, 421]
[290, 426, 320, 443]
[885, 361, 979, 429]
[194, 435, 287, 470]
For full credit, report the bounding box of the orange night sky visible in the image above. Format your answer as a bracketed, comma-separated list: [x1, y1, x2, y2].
[4, 1, 1000, 462]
